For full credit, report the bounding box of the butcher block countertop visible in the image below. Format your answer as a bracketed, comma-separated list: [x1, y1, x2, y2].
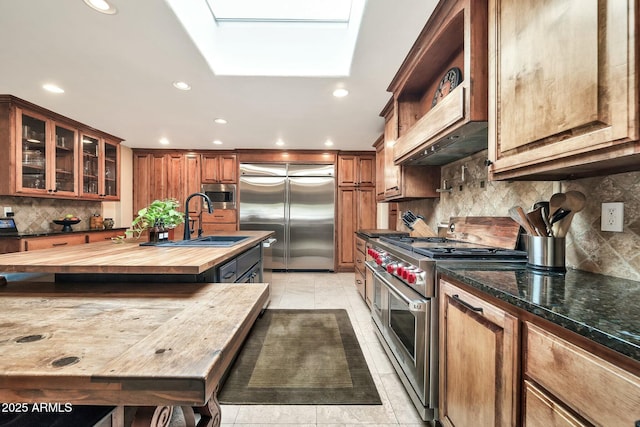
[0, 230, 274, 275]
[0, 280, 269, 409]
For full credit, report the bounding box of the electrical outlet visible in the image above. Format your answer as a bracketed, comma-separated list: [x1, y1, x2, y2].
[3, 207, 11, 217]
[601, 202, 624, 232]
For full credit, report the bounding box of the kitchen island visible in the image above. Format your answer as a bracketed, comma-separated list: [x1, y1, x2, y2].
[0, 230, 274, 283]
[0, 280, 269, 427]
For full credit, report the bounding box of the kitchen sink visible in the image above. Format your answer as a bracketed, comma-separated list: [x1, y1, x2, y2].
[142, 236, 251, 247]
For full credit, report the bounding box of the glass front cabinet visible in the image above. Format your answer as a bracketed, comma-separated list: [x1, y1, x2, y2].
[80, 132, 120, 200]
[16, 108, 78, 197]
[3, 96, 122, 200]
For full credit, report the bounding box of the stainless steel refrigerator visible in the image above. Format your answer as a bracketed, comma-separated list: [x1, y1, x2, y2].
[239, 163, 335, 271]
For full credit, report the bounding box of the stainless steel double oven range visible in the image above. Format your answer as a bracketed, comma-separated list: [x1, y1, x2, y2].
[365, 236, 527, 421]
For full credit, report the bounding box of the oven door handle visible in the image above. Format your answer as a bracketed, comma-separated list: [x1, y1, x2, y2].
[387, 285, 427, 313]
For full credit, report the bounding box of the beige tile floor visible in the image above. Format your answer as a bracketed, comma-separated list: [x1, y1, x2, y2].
[218, 272, 430, 427]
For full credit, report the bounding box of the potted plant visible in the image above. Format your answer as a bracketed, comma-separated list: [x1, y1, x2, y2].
[124, 198, 185, 241]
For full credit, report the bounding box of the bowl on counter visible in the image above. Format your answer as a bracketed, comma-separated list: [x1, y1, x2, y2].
[53, 218, 81, 232]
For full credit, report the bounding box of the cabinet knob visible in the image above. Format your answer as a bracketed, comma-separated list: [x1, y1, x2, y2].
[484, 159, 493, 166]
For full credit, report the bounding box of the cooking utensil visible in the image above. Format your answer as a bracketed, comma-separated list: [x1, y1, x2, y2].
[555, 190, 586, 237]
[526, 206, 548, 237]
[550, 208, 571, 237]
[548, 193, 566, 223]
[541, 206, 553, 237]
[509, 206, 537, 236]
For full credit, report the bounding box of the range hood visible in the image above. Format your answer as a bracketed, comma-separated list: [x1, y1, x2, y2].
[396, 121, 488, 166]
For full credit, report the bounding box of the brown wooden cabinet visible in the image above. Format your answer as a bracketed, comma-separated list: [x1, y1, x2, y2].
[373, 135, 385, 201]
[0, 95, 122, 200]
[388, 0, 489, 166]
[201, 209, 237, 233]
[201, 153, 237, 183]
[378, 99, 440, 201]
[354, 234, 367, 304]
[523, 322, 640, 426]
[0, 229, 127, 253]
[439, 278, 519, 427]
[337, 153, 375, 187]
[337, 187, 376, 271]
[488, 0, 640, 180]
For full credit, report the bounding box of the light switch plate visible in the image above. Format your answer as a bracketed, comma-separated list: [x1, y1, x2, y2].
[3, 206, 11, 217]
[601, 202, 624, 232]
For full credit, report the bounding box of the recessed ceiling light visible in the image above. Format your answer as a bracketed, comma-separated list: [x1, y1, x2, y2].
[83, 0, 117, 14]
[214, 118, 227, 124]
[324, 139, 334, 147]
[42, 84, 64, 94]
[275, 139, 285, 146]
[159, 137, 170, 145]
[332, 88, 349, 98]
[172, 81, 191, 90]
[212, 140, 223, 145]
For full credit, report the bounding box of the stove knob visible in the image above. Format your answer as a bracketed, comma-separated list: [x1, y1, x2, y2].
[386, 264, 396, 274]
[396, 265, 405, 276]
[402, 267, 412, 280]
[376, 257, 383, 265]
[408, 272, 417, 284]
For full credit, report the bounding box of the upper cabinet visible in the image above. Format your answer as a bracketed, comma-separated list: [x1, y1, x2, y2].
[389, 0, 489, 166]
[0, 95, 123, 200]
[337, 153, 375, 187]
[377, 99, 441, 201]
[201, 153, 237, 183]
[488, 0, 639, 180]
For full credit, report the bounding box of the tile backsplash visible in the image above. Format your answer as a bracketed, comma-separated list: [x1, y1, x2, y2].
[397, 150, 640, 281]
[0, 196, 102, 234]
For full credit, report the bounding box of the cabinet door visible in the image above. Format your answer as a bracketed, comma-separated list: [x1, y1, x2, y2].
[53, 123, 78, 196]
[16, 108, 50, 195]
[338, 155, 357, 186]
[356, 187, 376, 230]
[133, 152, 153, 215]
[337, 188, 356, 268]
[102, 139, 119, 199]
[201, 154, 220, 183]
[218, 154, 237, 183]
[489, 0, 637, 180]
[358, 155, 375, 186]
[439, 279, 519, 427]
[383, 107, 402, 196]
[374, 137, 385, 200]
[165, 153, 184, 202]
[184, 154, 201, 212]
[80, 133, 101, 198]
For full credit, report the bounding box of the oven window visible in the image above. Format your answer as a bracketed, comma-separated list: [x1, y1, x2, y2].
[205, 191, 233, 203]
[389, 291, 416, 359]
[373, 276, 383, 312]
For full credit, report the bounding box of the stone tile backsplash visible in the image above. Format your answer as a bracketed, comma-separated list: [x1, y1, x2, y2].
[397, 150, 640, 281]
[0, 196, 102, 234]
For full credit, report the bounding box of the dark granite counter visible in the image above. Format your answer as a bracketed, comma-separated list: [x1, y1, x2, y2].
[437, 263, 640, 362]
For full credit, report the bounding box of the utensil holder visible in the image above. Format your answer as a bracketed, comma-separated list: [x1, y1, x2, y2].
[527, 235, 566, 272]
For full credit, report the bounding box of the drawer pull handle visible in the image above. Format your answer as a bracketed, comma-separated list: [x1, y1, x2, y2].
[52, 242, 69, 247]
[223, 271, 235, 279]
[452, 294, 483, 313]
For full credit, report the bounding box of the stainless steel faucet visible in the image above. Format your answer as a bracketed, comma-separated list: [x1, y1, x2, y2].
[183, 192, 213, 240]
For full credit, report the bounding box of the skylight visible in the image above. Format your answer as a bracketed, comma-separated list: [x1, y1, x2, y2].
[165, 0, 366, 77]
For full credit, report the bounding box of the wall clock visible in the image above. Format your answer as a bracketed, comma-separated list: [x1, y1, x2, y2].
[431, 67, 462, 108]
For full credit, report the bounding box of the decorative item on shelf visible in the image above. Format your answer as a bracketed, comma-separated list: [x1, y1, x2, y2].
[90, 213, 103, 230]
[431, 67, 462, 108]
[123, 198, 184, 242]
[103, 218, 114, 229]
[53, 214, 81, 232]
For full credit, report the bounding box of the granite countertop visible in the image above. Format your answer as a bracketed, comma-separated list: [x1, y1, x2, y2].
[0, 227, 127, 238]
[437, 263, 640, 362]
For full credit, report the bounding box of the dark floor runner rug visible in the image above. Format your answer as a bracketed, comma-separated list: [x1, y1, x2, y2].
[218, 309, 381, 405]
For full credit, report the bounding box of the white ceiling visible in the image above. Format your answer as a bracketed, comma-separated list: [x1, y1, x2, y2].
[0, 0, 437, 151]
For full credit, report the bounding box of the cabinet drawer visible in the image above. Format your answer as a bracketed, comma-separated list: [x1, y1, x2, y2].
[24, 234, 86, 251]
[86, 230, 124, 243]
[525, 322, 640, 426]
[355, 236, 366, 254]
[523, 380, 586, 427]
[354, 248, 366, 274]
[202, 209, 236, 223]
[201, 223, 236, 233]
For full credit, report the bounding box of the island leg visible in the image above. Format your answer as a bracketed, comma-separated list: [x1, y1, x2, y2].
[193, 387, 221, 427]
[131, 405, 174, 427]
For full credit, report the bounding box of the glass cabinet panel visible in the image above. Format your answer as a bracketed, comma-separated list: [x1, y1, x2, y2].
[20, 113, 47, 191]
[54, 124, 77, 193]
[104, 140, 118, 197]
[81, 134, 100, 196]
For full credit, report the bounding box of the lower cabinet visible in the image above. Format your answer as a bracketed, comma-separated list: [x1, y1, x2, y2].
[354, 235, 367, 305]
[0, 229, 127, 253]
[524, 322, 640, 427]
[337, 187, 376, 271]
[439, 279, 519, 427]
[440, 275, 640, 427]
